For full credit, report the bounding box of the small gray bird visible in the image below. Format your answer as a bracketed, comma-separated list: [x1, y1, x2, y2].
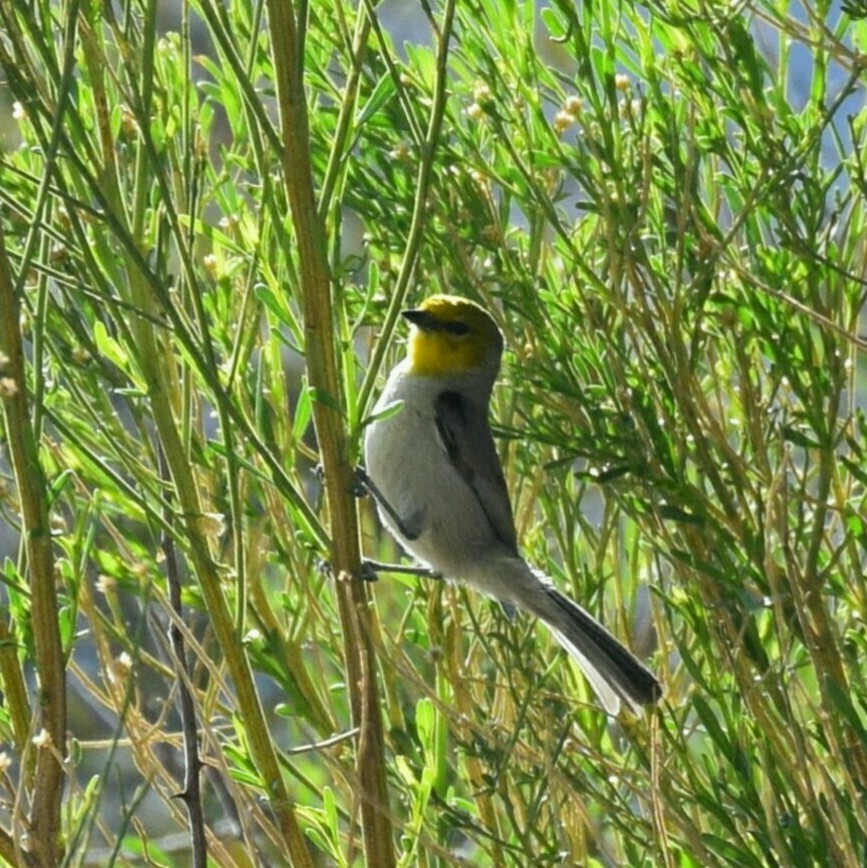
[363, 295, 661, 714]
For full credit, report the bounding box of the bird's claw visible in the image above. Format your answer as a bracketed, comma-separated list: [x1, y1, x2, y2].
[351, 466, 371, 498]
[319, 557, 379, 582]
[363, 559, 442, 580]
[315, 464, 370, 499]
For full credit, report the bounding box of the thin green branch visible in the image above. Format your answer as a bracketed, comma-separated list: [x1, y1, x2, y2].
[266, 0, 391, 862]
[356, 0, 459, 422]
[0, 213, 67, 866]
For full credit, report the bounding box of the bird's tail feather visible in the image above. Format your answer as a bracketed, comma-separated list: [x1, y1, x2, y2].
[538, 587, 661, 715]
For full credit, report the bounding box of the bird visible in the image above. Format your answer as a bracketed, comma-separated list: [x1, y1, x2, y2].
[362, 294, 661, 714]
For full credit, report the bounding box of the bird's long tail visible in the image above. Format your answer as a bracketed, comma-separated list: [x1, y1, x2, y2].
[533, 585, 661, 715]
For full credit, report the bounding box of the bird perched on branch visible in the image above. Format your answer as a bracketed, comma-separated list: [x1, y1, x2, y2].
[362, 294, 661, 715]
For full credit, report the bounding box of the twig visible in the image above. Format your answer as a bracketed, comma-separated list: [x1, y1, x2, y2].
[159, 447, 207, 868]
[0, 208, 67, 864]
[265, 1, 402, 864]
[355, 0, 459, 419]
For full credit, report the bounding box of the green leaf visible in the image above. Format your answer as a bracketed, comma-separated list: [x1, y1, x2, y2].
[358, 74, 396, 124]
[362, 398, 404, 427]
[307, 385, 344, 415]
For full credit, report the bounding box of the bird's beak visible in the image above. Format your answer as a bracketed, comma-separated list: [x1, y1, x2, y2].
[401, 308, 435, 330]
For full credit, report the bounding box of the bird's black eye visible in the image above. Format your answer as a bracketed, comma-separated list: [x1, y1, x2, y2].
[443, 321, 470, 336]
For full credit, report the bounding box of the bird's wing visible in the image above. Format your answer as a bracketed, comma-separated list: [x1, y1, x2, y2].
[433, 390, 519, 554]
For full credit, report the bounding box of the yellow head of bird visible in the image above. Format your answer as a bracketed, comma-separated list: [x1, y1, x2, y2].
[402, 295, 504, 378]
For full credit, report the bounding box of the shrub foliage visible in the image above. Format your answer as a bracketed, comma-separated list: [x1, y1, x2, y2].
[0, 0, 866, 864]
